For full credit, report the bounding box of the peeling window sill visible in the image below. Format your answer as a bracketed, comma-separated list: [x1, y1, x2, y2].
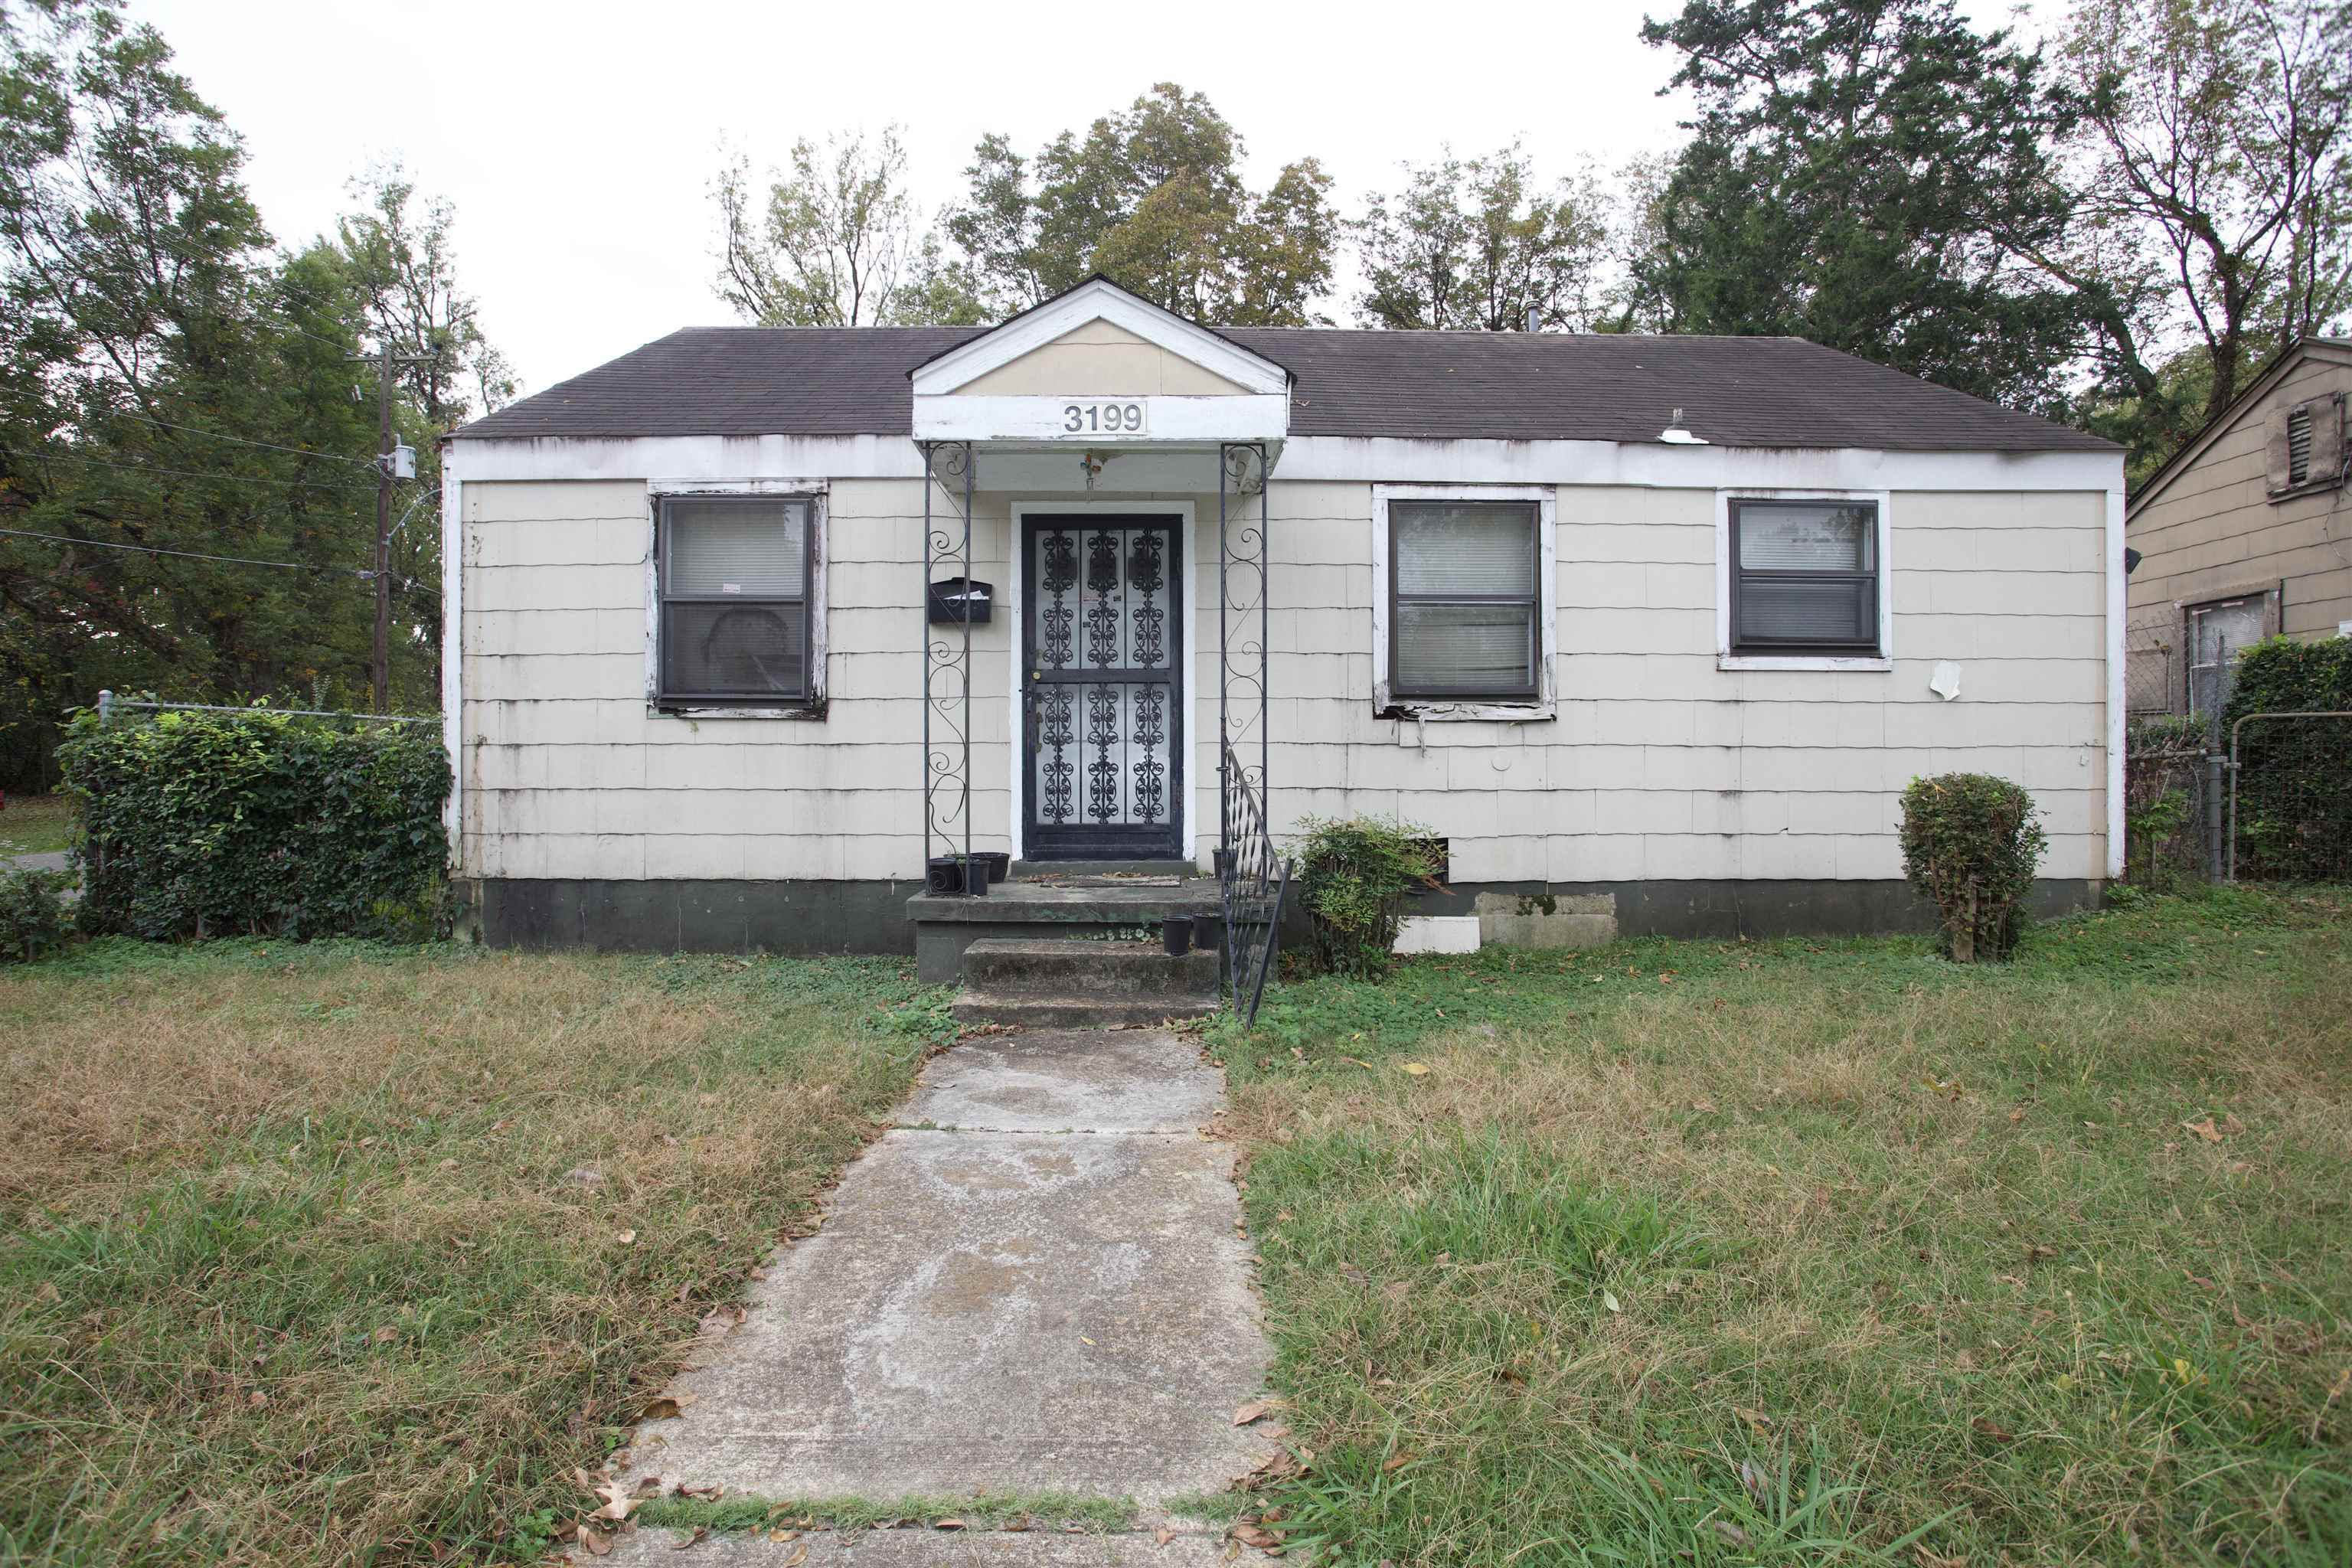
[649, 701, 827, 721]
[1717, 655, 1892, 673]
[1377, 699, 1556, 723]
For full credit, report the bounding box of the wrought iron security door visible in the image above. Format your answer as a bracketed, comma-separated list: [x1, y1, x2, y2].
[1023, 516, 1184, 860]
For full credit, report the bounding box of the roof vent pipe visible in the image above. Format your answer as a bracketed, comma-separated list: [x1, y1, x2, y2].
[1660, 407, 1708, 445]
[1524, 305, 1540, 333]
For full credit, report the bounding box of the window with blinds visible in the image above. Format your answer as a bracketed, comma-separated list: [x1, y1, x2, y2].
[1728, 499, 1880, 655]
[1389, 500, 1540, 699]
[658, 496, 813, 703]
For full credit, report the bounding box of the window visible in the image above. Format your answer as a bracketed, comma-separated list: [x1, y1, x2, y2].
[1727, 498, 1882, 655]
[1388, 500, 1540, 700]
[657, 495, 814, 705]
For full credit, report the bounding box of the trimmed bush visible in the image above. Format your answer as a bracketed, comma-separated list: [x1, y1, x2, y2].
[2220, 636, 2352, 880]
[57, 704, 449, 942]
[0, 867, 73, 962]
[1295, 815, 1443, 978]
[1899, 773, 2047, 962]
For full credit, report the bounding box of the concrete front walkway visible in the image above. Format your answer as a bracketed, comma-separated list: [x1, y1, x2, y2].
[605, 1027, 1274, 1563]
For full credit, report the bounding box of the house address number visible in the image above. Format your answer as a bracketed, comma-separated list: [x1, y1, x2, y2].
[1060, 398, 1147, 435]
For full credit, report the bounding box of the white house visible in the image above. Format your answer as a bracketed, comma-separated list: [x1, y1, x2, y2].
[440, 277, 2125, 979]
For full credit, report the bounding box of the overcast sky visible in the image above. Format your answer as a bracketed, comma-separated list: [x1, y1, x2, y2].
[120, 0, 1727, 397]
[131, 1, 2052, 398]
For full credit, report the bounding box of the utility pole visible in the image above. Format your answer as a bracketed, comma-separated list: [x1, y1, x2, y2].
[354, 341, 429, 714]
[372, 341, 394, 714]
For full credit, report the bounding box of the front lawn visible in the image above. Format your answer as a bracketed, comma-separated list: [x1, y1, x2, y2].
[1210, 887, 2352, 1565]
[0, 941, 953, 1564]
[0, 793, 74, 858]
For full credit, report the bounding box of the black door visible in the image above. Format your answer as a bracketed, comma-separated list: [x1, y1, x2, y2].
[1023, 515, 1183, 861]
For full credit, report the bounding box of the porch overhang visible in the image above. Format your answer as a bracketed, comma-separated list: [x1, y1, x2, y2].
[907, 275, 1291, 488]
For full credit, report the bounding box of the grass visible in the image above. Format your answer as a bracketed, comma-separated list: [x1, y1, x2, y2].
[0, 793, 74, 859]
[0, 938, 955, 1565]
[631, 1489, 1136, 1535]
[1210, 886, 2352, 1566]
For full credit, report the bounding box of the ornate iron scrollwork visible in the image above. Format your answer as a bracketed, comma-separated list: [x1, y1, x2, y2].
[921, 441, 976, 877]
[1218, 441, 1289, 1022]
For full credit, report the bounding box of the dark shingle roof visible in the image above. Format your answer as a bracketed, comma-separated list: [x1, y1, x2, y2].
[456, 325, 2114, 452]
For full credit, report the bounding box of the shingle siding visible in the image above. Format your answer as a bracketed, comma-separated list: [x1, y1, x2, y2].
[457, 476, 2112, 891]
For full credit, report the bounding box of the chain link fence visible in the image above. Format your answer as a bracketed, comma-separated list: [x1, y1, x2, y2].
[2227, 711, 2352, 883]
[2125, 623, 2177, 717]
[2124, 710, 2351, 887]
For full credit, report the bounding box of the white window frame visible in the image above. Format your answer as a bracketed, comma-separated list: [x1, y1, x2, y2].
[1372, 483, 1557, 720]
[1714, 488, 1894, 672]
[645, 478, 828, 719]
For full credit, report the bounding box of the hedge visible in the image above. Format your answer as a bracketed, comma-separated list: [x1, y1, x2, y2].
[2220, 636, 2352, 880]
[57, 705, 450, 941]
[1898, 773, 2047, 962]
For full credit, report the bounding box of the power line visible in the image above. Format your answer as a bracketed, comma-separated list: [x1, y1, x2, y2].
[105, 413, 383, 467]
[0, 525, 371, 577]
[31, 450, 377, 495]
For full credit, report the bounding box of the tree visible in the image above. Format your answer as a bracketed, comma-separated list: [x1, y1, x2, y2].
[2053, 0, 2352, 469]
[942, 84, 1338, 325]
[0, 1, 508, 787]
[714, 126, 980, 326]
[1634, 0, 2092, 413]
[1354, 142, 1610, 331]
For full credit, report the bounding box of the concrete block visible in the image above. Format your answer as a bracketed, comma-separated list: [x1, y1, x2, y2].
[1475, 889, 1617, 949]
[1394, 915, 1480, 954]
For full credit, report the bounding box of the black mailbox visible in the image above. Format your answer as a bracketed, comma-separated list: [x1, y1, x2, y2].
[926, 577, 994, 626]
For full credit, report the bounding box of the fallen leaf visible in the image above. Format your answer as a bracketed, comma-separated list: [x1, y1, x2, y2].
[675, 1481, 722, 1500]
[1733, 1406, 1774, 1432]
[1233, 1400, 1272, 1426]
[1231, 1523, 1282, 1549]
[1973, 1416, 2018, 1443]
[1080, 1336, 1096, 1346]
[933, 1517, 965, 1530]
[616, 1230, 637, 1246]
[592, 1479, 642, 1523]
[1155, 1527, 1175, 1546]
[1381, 1452, 1415, 1472]
[2184, 1117, 2223, 1144]
[580, 1524, 612, 1556]
[1602, 1290, 1622, 1314]
[639, 1394, 697, 1421]
[1397, 1062, 1430, 1076]
[1712, 1520, 1751, 1548]
[31, 1281, 60, 1305]
[670, 1525, 708, 1550]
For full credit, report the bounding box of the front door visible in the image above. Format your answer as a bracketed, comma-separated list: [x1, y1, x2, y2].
[1023, 515, 1183, 861]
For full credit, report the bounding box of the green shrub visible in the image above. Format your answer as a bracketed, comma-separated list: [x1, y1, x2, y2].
[1898, 773, 2048, 962]
[2220, 636, 2352, 880]
[0, 867, 73, 962]
[1294, 815, 1442, 979]
[56, 704, 450, 942]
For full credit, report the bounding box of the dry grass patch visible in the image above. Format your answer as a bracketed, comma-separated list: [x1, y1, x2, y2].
[0, 939, 952, 1565]
[1218, 887, 2352, 1565]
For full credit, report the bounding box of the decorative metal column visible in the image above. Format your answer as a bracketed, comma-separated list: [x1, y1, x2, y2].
[920, 441, 975, 882]
[1217, 440, 1289, 1021]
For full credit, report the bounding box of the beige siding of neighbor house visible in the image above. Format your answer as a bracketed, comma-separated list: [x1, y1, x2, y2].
[2126, 349, 2352, 684]
[456, 475, 2111, 889]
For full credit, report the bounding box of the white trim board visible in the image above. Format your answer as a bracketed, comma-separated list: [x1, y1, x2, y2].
[1713, 488, 1896, 673]
[912, 393, 1288, 445]
[439, 452, 463, 865]
[445, 433, 2122, 495]
[2105, 484, 2126, 880]
[1004, 500, 1200, 865]
[910, 278, 1290, 397]
[1371, 483, 1559, 721]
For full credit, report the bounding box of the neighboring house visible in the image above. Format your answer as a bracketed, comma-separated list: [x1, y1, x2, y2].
[440, 276, 2124, 960]
[2125, 338, 2352, 719]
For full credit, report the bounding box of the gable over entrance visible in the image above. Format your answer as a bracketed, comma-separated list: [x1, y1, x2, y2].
[910, 276, 1289, 447]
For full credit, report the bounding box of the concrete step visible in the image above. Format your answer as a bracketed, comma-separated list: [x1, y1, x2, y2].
[950, 991, 1222, 1029]
[959, 936, 1218, 999]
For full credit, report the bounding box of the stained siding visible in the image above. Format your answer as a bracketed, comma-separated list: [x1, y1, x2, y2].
[458, 475, 2111, 888]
